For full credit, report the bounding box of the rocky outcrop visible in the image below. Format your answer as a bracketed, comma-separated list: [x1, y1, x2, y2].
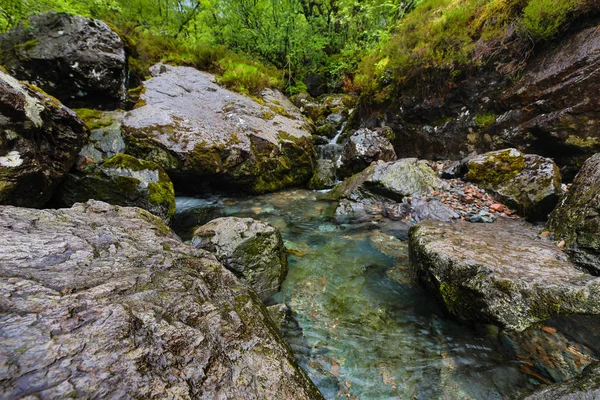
[192, 217, 288, 301]
[548, 153, 600, 275]
[338, 128, 397, 178]
[326, 158, 443, 203]
[123, 64, 316, 193]
[0, 13, 128, 109]
[409, 218, 600, 332]
[521, 362, 600, 400]
[57, 154, 175, 221]
[0, 201, 322, 399]
[0, 69, 87, 207]
[465, 149, 561, 220]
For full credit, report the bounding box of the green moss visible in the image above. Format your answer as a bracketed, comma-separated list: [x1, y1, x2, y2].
[148, 178, 176, 218]
[14, 39, 38, 52]
[467, 149, 526, 187]
[190, 143, 223, 173]
[439, 282, 475, 319]
[474, 113, 497, 129]
[565, 135, 599, 149]
[103, 153, 158, 172]
[73, 108, 115, 130]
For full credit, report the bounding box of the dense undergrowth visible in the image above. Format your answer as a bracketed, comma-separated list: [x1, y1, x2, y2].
[0, 0, 597, 98]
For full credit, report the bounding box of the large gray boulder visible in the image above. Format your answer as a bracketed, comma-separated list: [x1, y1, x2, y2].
[409, 218, 600, 332]
[123, 64, 316, 193]
[339, 128, 397, 178]
[0, 69, 87, 207]
[57, 154, 176, 221]
[192, 217, 288, 301]
[0, 13, 128, 109]
[548, 153, 600, 275]
[0, 201, 322, 399]
[521, 362, 600, 400]
[466, 149, 561, 220]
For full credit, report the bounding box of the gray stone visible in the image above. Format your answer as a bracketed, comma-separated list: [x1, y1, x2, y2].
[0, 13, 128, 109]
[521, 363, 600, 400]
[548, 153, 600, 275]
[339, 128, 397, 178]
[123, 64, 316, 193]
[57, 154, 176, 221]
[192, 217, 288, 301]
[466, 148, 561, 220]
[0, 201, 322, 399]
[0, 69, 87, 207]
[308, 159, 338, 190]
[409, 218, 600, 332]
[77, 111, 126, 164]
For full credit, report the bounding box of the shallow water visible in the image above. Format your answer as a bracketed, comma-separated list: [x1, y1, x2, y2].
[174, 189, 535, 399]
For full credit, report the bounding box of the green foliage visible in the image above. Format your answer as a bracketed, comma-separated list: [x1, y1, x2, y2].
[522, 0, 576, 39]
[474, 113, 497, 129]
[216, 59, 283, 95]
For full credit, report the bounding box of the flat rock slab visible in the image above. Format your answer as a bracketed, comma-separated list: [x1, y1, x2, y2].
[409, 218, 600, 331]
[0, 201, 322, 399]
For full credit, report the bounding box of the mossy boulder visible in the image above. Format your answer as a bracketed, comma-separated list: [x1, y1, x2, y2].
[123, 64, 316, 193]
[192, 217, 288, 301]
[339, 128, 397, 178]
[0, 13, 128, 109]
[57, 154, 175, 221]
[74, 109, 126, 165]
[0, 69, 87, 207]
[308, 159, 338, 190]
[0, 200, 323, 399]
[466, 149, 561, 220]
[409, 219, 600, 332]
[548, 153, 600, 275]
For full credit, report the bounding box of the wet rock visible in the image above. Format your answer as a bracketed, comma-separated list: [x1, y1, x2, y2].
[75, 110, 126, 164]
[339, 128, 396, 178]
[123, 64, 316, 193]
[521, 362, 600, 400]
[409, 218, 600, 332]
[326, 113, 344, 128]
[0, 69, 87, 207]
[308, 159, 338, 190]
[57, 154, 175, 221]
[327, 158, 444, 203]
[0, 13, 128, 109]
[0, 201, 323, 399]
[465, 149, 561, 220]
[267, 303, 291, 329]
[548, 153, 600, 275]
[192, 217, 288, 301]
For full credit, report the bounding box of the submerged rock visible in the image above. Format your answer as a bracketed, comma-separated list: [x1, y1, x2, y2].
[465, 149, 561, 220]
[123, 64, 316, 193]
[409, 218, 600, 332]
[0, 70, 87, 207]
[0, 201, 322, 399]
[57, 154, 175, 221]
[0, 13, 128, 109]
[192, 217, 288, 301]
[339, 128, 397, 178]
[548, 153, 600, 275]
[521, 362, 600, 400]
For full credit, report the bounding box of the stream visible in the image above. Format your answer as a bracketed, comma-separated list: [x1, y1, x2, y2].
[173, 189, 536, 399]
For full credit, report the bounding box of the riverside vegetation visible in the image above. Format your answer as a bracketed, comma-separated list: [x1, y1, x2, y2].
[1, 0, 600, 399]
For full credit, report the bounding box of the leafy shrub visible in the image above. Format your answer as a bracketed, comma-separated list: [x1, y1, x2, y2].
[216, 59, 283, 95]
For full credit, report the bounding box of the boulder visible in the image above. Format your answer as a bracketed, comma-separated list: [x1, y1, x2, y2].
[548, 153, 600, 275]
[57, 154, 175, 221]
[409, 218, 600, 332]
[308, 159, 338, 190]
[0, 13, 128, 109]
[339, 128, 397, 178]
[326, 158, 444, 203]
[465, 149, 561, 220]
[0, 201, 322, 399]
[123, 64, 316, 193]
[0, 69, 87, 207]
[521, 362, 600, 400]
[192, 217, 288, 301]
[74, 109, 126, 165]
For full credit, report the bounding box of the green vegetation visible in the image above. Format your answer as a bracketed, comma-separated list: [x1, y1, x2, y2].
[474, 113, 497, 129]
[1, 0, 595, 98]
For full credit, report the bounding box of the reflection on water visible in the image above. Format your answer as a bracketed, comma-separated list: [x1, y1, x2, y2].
[174, 189, 535, 399]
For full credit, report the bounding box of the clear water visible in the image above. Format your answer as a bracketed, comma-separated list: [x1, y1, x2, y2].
[174, 189, 535, 399]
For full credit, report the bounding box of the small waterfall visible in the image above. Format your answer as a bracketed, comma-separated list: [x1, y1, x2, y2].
[317, 122, 345, 168]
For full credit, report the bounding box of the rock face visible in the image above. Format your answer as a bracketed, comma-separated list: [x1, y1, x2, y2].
[327, 158, 443, 203]
[465, 149, 561, 220]
[0, 201, 322, 399]
[339, 128, 397, 178]
[123, 64, 316, 193]
[57, 154, 176, 221]
[521, 362, 600, 400]
[192, 217, 288, 301]
[548, 153, 600, 275]
[75, 110, 126, 165]
[308, 159, 338, 189]
[0, 13, 128, 109]
[409, 219, 600, 332]
[0, 70, 87, 207]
